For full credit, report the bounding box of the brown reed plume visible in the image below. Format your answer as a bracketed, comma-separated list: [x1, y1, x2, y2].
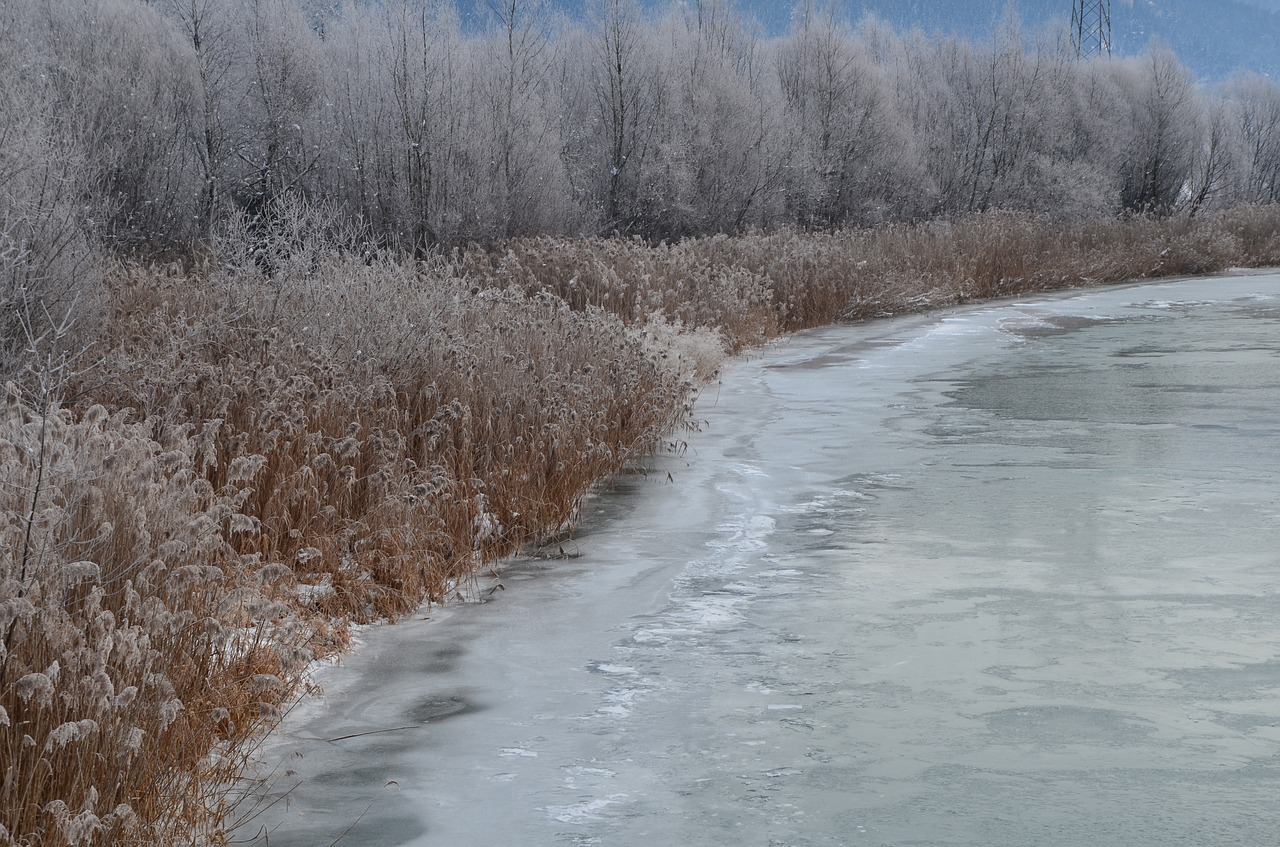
[4, 203, 1278, 845]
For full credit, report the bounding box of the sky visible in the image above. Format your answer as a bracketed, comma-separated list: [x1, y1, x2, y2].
[461, 0, 1280, 80]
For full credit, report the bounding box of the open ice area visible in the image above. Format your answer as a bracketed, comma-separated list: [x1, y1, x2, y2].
[243, 272, 1280, 847]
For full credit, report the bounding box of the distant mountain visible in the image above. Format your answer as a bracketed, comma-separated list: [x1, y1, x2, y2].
[1112, 0, 1280, 80]
[750, 0, 1280, 81]
[491, 0, 1280, 82]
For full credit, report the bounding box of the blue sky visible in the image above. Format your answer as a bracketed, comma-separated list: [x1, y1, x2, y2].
[458, 0, 1280, 80]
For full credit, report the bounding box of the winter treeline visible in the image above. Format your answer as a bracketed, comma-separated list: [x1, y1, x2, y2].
[6, 4, 1280, 841]
[4, 0, 1280, 259]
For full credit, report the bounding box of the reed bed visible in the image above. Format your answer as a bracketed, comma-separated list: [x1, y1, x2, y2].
[4, 254, 689, 844]
[2, 204, 1278, 845]
[485, 205, 1280, 344]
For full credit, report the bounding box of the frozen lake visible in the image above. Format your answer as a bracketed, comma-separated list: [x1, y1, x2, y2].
[242, 272, 1280, 847]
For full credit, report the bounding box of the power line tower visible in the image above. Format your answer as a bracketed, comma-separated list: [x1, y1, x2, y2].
[1072, 0, 1112, 58]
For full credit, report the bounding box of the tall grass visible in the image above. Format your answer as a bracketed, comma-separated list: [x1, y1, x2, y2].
[0, 391, 310, 844]
[2, 204, 1278, 845]
[87, 256, 690, 618]
[4, 254, 689, 845]
[486, 206, 1280, 346]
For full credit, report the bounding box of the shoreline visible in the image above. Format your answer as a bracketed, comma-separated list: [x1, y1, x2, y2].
[4, 209, 1279, 845]
[237, 269, 1280, 845]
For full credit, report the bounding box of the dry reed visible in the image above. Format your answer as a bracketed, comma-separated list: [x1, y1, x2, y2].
[484, 205, 1280, 345]
[3, 204, 1278, 845]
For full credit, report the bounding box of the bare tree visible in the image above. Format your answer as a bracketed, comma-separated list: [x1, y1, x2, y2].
[381, 0, 463, 251]
[474, 0, 571, 237]
[0, 4, 102, 376]
[1112, 46, 1200, 215]
[1185, 98, 1233, 216]
[1224, 72, 1280, 204]
[624, 0, 780, 236]
[911, 16, 1053, 215]
[778, 2, 904, 227]
[314, 8, 385, 246]
[0, 0, 1256, 251]
[239, 0, 324, 215]
[586, 0, 658, 232]
[164, 0, 246, 233]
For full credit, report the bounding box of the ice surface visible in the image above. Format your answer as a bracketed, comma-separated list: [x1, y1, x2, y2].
[244, 272, 1280, 847]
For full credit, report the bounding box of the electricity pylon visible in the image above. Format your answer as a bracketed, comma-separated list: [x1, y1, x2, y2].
[1072, 0, 1111, 58]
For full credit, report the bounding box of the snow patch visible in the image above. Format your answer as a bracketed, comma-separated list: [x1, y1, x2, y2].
[543, 794, 629, 823]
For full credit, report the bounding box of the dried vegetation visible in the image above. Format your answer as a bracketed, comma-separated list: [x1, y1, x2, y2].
[3, 204, 1280, 844]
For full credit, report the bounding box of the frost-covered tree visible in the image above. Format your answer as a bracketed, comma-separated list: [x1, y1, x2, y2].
[643, 0, 784, 236]
[1112, 46, 1201, 215]
[239, 0, 324, 215]
[1223, 72, 1280, 205]
[0, 0, 1271, 253]
[312, 7, 385, 244]
[584, 0, 660, 232]
[1184, 98, 1233, 216]
[899, 17, 1062, 215]
[380, 0, 465, 250]
[162, 0, 247, 233]
[19, 0, 198, 247]
[777, 3, 905, 227]
[0, 2, 103, 372]
[473, 0, 577, 238]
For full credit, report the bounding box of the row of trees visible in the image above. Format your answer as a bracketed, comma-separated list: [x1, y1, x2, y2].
[3, 0, 1280, 258]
